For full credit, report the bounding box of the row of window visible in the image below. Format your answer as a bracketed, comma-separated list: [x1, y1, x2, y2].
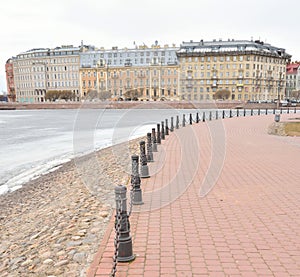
[181, 86, 281, 94]
[181, 56, 285, 64]
[81, 69, 177, 78]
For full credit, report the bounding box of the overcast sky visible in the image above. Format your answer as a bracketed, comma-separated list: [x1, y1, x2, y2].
[1, 0, 300, 92]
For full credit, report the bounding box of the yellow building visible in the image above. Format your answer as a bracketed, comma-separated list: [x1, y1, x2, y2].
[79, 44, 180, 101]
[177, 39, 291, 102]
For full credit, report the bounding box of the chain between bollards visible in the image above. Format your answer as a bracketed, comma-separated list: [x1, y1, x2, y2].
[111, 195, 122, 277]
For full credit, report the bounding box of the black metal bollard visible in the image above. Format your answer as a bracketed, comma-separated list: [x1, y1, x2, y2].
[176, 115, 179, 129]
[258, 108, 260, 116]
[209, 111, 212, 121]
[189, 113, 192, 125]
[152, 128, 157, 152]
[165, 119, 169, 135]
[244, 109, 246, 117]
[114, 185, 135, 262]
[139, 141, 149, 178]
[237, 109, 239, 117]
[196, 112, 199, 123]
[182, 114, 186, 127]
[222, 110, 225, 119]
[170, 117, 174, 132]
[161, 121, 165, 140]
[265, 109, 268, 115]
[251, 109, 253, 116]
[156, 123, 161, 144]
[203, 112, 206, 122]
[280, 108, 282, 114]
[216, 110, 218, 120]
[295, 107, 297, 114]
[131, 155, 143, 205]
[146, 133, 153, 162]
[273, 108, 276, 115]
[229, 109, 232, 118]
[287, 108, 290, 114]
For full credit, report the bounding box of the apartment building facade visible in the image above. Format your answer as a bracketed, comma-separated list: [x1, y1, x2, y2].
[7, 39, 293, 102]
[286, 62, 300, 99]
[177, 39, 291, 101]
[12, 45, 80, 103]
[79, 43, 180, 100]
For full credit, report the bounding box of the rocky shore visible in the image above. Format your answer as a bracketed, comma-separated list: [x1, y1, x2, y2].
[0, 137, 143, 277]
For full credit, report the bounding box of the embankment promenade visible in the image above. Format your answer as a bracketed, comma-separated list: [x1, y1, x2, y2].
[89, 112, 300, 277]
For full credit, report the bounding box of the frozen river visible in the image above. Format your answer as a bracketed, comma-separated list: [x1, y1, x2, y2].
[0, 108, 193, 194]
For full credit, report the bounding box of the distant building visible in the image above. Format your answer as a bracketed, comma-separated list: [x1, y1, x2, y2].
[5, 58, 15, 102]
[177, 39, 291, 101]
[7, 39, 293, 103]
[12, 46, 81, 103]
[286, 62, 300, 99]
[79, 43, 179, 100]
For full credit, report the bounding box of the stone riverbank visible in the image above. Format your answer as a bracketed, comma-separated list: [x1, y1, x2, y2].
[0, 137, 143, 277]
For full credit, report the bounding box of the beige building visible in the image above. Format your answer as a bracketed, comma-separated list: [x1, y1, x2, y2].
[177, 39, 291, 101]
[13, 46, 80, 103]
[79, 43, 180, 101]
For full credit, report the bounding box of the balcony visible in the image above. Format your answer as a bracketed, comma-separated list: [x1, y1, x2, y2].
[236, 83, 244, 87]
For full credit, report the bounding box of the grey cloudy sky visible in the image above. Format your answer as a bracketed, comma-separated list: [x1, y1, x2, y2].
[1, 0, 299, 92]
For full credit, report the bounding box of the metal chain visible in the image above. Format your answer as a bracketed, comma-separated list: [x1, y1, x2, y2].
[111, 195, 122, 277]
[128, 177, 134, 217]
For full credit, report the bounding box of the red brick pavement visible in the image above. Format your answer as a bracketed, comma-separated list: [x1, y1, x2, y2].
[88, 113, 300, 277]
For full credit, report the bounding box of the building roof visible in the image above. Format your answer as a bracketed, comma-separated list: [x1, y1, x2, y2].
[177, 39, 292, 59]
[286, 63, 300, 74]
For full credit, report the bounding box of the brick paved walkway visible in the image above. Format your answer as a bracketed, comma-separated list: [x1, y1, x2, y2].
[88, 113, 300, 277]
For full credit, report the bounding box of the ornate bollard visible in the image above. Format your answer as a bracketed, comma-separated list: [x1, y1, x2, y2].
[216, 110, 218, 120]
[114, 185, 135, 262]
[139, 141, 149, 178]
[229, 109, 232, 118]
[182, 114, 186, 127]
[237, 109, 239, 117]
[161, 121, 165, 140]
[203, 112, 206, 122]
[280, 108, 282, 114]
[165, 119, 169, 136]
[258, 108, 260, 116]
[196, 112, 199, 123]
[147, 133, 153, 162]
[189, 113, 193, 125]
[244, 109, 246, 117]
[251, 109, 253, 116]
[152, 128, 157, 152]
[295, 107, 297, 114]
[170, 117, 174, 132]
[287, 108, 290, 114]
[265, 109, 268, 115]
[209, 111, 212, 121]
[156, 123, 161, 144]
[131, 155, 143, 205]
[222, 110, 225, 119]
[273, 108, 276, 114]
[176, 115, 179, 129]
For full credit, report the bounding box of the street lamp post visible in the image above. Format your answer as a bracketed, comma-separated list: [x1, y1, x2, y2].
[277, 72, 282, 110]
